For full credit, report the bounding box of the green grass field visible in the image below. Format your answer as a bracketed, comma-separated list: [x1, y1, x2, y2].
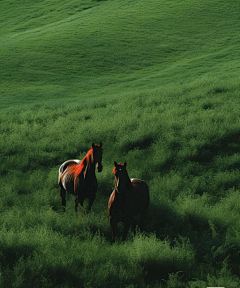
[1, 0, 240, 287]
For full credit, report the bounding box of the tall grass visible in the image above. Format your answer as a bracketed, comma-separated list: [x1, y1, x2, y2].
[1, 76, 240, 286]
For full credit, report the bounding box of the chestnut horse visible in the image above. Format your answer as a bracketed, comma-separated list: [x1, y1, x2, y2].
[58, 143, 103, 212]
[108, 162, 149, 241]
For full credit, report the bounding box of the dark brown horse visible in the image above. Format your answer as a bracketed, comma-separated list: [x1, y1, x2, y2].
[58, 143, 103, 212]
[108, 162, 149, 241]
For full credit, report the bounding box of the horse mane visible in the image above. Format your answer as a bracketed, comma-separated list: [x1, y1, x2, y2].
[112, 166, 118, 174]
[69, 148, 93, 177]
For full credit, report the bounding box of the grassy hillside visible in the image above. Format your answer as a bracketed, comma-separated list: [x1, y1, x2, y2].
[1, 0, 240, 287]
[1, 0, 239, 106]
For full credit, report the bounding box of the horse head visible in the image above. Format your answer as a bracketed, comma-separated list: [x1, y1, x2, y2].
[91, 143, 103, 172]
[112, 161, 131, 193]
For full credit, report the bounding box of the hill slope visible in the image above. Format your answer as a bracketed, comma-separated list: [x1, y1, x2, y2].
[1, 0, 239, 106]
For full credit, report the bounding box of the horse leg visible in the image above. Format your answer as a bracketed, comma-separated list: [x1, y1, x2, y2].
[110, 217, 118, 242]
[88, 194, 96, 211]
[75, 196, 79, 214]
[139, 211, 146, 232]
[123, 221, 130, 241]
[131, 218, 137, 236]
[60, 186, 66, 212]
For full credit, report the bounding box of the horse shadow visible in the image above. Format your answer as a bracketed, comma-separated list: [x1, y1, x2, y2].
[144, 202, 182, 241]
[145, 201, 240, 278]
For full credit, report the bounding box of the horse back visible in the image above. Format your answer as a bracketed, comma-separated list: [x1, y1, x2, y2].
[60, 162, 82, 195]
[58, 159, 81, 185]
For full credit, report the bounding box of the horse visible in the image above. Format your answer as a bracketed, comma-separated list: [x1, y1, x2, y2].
[58, 143, 103, 212]
[108, 161, 149, 241]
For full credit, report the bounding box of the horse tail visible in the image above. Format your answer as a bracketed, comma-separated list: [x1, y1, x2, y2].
[58, 159, 81, 185]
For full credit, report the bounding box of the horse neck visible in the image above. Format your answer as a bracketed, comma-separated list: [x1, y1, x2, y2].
[83, 153, 95, 177]
[114, 171, 132, 197]
[124, 170, 132, 187]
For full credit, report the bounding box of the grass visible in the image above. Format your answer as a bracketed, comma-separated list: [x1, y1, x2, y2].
[1, 0, 240, 287]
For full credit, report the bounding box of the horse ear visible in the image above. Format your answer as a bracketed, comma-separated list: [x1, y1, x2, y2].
[124, 162, 127, 167]
[114, 161, 117, 167]
[99, 142, 102, 147]
[92, 143, 95, 148]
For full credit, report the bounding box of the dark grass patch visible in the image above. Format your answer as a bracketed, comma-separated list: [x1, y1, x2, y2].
[0, 244, 35, 270]
[17, 188, 30, 195]
[168, 140, 182, 152]
[0, 167, 8, 176]
[190, 131, 240, 165]
[145, 202, 181, 241]
[213, 87, 228, 94]
[122, 136, 155, 152]
[48, 265, 84, 287]
[155, 155, 177, 176]
[202, 102, 214, 110]
[84, 115, 91, 120]
[143, 259, 182, 286]
[226, 159, 240, 171]
[6, 199, 14, 207]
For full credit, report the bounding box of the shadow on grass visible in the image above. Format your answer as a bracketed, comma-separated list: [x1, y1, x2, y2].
[47, 265, 84, 288]
[122, 136, 155, 152]
[0, 244, 35, 270]
[189, 131, 240, 165]
[156, 131, 240, 176]
[145, 201, 240, 278]
[145, 202, 180, 241]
